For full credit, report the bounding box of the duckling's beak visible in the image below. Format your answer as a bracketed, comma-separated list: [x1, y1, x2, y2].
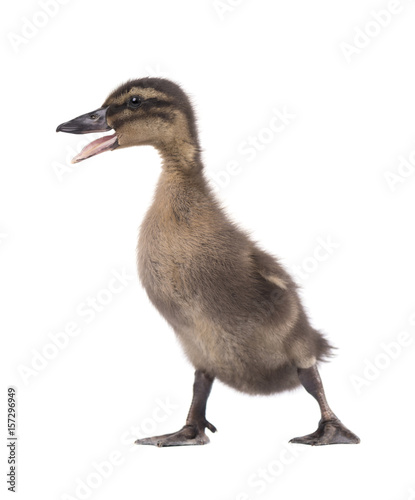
[56, 107, 111, 134]
[56, 107, 118, 163]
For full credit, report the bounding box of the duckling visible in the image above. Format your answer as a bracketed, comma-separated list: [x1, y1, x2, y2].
[57, 77, 360, 447]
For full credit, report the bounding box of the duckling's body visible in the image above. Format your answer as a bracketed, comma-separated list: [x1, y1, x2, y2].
[138, 166, 328, 395]
[57, 77, 359, 447]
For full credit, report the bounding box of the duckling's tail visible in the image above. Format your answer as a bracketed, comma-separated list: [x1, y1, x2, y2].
[315, 329, 336, 362]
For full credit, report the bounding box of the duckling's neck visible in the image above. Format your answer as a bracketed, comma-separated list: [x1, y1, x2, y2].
[151, 144, 216, 225]
[158, 138, 203, 174]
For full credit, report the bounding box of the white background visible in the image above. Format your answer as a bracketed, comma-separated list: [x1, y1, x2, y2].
[2, 1, 415, 499]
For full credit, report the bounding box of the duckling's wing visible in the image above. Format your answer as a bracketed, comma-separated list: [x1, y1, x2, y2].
[250, 247, 294, 291]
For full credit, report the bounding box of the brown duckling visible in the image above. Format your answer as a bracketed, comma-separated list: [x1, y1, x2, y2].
[57, 77, 360, 447]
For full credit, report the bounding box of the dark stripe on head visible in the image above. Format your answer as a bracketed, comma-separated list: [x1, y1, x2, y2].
[107, 97, 173, 117]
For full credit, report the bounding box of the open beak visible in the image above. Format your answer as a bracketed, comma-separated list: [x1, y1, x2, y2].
[56, 107, 118, 163]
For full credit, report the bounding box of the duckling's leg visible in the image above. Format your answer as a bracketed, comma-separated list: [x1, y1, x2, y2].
[135, 370, 217, 447]
[290, 365, 360, 446]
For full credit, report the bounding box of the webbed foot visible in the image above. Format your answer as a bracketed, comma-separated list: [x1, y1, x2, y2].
[290, 418, 360, 446]
[135, 421, 217, 447]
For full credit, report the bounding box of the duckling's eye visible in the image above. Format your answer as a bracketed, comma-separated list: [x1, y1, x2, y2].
[128, 96, 142, 109]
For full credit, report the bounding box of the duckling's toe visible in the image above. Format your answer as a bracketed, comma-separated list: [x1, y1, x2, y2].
[135, 424, 212, 447]
[289, 418, 360, 446]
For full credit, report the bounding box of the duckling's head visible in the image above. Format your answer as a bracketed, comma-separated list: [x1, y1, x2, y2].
[57, 78, 200, 164]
